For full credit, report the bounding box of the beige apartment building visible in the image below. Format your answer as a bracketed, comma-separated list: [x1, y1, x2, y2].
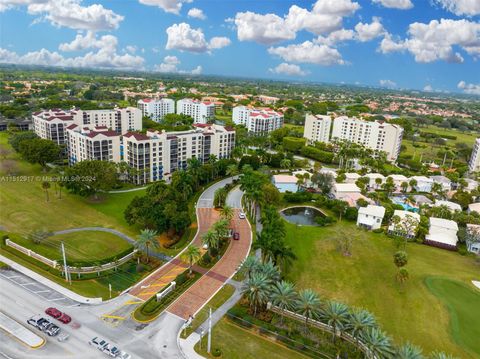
[303, 114, 332, 144]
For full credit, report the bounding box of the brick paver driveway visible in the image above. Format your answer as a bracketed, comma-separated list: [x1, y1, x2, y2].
[167, 209, 251, 320]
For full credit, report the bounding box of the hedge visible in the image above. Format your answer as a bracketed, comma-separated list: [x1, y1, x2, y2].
[300, 146, 334, 164]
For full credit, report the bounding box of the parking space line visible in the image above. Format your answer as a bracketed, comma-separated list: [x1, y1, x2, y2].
[21, 282, 37, 286]
[33, 290, 50, 294]
[49, 297, 67, 301]
[101, 315, 125, 320]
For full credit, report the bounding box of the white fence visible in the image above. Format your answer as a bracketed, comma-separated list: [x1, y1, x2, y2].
[5, 238, 136, 274]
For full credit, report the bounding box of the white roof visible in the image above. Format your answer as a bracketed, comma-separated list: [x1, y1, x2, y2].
[410, 176, 433, 182]
[434, 200, 462, 211]
[334, 183, 361, 192]
[388, 174, 408, 181]
[467, 223, 480, 232]
[429, 217, 458, 231]
[345, 173, 361, 179]
[319, 168, 338, 178]
[359, 205, 385, 218]
[392, 210, 420, 221]
[365, 173, 385, 179]
[430, 175, 451, 184]
[427, 232, 458, 246]
[468, 203, 480, 213]
[273, 175, 298, 184]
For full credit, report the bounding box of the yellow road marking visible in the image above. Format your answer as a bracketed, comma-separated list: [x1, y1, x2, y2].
[101, 315, 125, 320]
[124, 300, 143, 305]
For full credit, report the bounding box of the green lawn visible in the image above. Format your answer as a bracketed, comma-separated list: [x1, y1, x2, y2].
[181, 284, 235, 338]
[8, 231, 132, 264]
[425, 277, 480, 357]
[284, 220, 480, 358]
[195, 318, 308, 359]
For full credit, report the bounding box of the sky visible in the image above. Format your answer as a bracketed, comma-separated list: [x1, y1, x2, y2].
[0, 0, 479, 95]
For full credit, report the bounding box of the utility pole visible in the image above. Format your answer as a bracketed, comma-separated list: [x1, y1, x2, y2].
[207, 308, 212, 354]
[61, 242, 70, 284]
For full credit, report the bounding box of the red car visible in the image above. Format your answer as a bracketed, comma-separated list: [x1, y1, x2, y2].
[45, 308, 71, 324]
[233, 232, 240, 240]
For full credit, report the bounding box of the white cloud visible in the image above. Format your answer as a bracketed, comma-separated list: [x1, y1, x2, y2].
[154, 55, 202, 74]
[138, 0, 192, 15]
[355, 18, 385, 42]
[268, 41, 345, 66]
[379, 19, 480, 63]
[372, 0, 413, 9]
[0, 0, 124, 31]
[125, 45, 137, 54]
[315, 29, 355, 46]
[234, 11, 296, 45]
[0, 43, 145, 70]
[58, 31, 117, 52]
[379, 79, 397, 88]
[165, 23, 230, 52]
[187, 7, 205, 20]
[234, 0, 360, 45]
[433, 0, 480, 16]
[458, 81, 480, 95]
[269, 62, 308, 76]
[423, 84, 434, 91]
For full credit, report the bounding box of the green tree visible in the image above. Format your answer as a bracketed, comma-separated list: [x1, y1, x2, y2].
[397, 342, 424, 359]
[202, 229, 220, 256]
[219, 204, 234, 222]
[295, 289, 321, 333]
[241, 272, 270, 317]
[135, 229, 159, 263]
[321, 301, 350, 343]
[240, 255, 261, 279]
[19, 138, 61, 170]
[361, 328, 396, 359]
[41, 181, 51, 202]
[182, 245, 201, 275]
[271, 281, 297, 324]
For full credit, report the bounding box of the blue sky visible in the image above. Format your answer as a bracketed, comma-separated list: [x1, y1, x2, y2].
[0, 0, 479, 94]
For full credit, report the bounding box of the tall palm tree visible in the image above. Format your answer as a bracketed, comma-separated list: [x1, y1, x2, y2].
[182, 245, 201, 274]
[253, 231, 274, 263]
[220, 204, 234, 222]
[397, 343, 424, 359]
[42, 181, 50, 202]
[226, 163, 238, 177]
[202, 230, 219, 256]
[321, 301, 350, 343]
[360, 327, 396, 359]
[295, 289, 321, 333]
[240, 255, 261, 279]
[135, 229, 160, 263]
[271, 281, 297, 325]
[257, 260, 281, 283]
[241, 272, 270, 317]
[346, 309, 377, 344]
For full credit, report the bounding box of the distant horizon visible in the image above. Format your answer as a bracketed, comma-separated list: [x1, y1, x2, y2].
[0, 0, 479, 95]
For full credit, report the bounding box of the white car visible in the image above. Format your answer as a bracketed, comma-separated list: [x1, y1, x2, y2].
[238, 212, 246, 219]
[120, 352, 132, 359]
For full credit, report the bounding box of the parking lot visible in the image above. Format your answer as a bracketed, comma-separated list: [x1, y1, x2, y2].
[0, 268, 79, 308]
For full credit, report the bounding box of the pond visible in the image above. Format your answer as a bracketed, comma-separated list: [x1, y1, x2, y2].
[280, 206, 325, 226]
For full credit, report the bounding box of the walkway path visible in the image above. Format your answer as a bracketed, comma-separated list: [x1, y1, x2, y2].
[107, 186, 147, 194]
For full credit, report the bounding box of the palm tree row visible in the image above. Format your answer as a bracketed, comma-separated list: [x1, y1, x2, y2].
[201, 218, 230, 256]
[240, 256, 458, 359]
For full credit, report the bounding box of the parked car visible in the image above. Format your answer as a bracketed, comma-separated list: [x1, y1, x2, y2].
[44, 323, 60, 337]
[238, 212, 246, 219]
[89, 337, 109, 351]
[27, 316, 60, 336]
[57, 333, 70, 342]
[26, 315, 43, 329]
[45, 307, 62, 319]
[119, 352, 131, 359]
[58, 313, 71, 324]
[103, 344, 121, 358]
[233, 232, 240, 240]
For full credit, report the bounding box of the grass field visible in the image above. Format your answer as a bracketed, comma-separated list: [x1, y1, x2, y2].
[195, 318, 308, 359]
[284, 220, 480, 358]
[9, 231, 132, 264]
[425, 277, 480, 356]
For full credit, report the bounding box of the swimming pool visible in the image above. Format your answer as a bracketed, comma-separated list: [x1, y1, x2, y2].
[391, 197, 419, 212]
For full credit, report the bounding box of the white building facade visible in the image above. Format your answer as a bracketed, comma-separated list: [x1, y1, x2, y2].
[232, 106, 283, 134]
[124, 124, 235, 184]
[356, 205, 385, 230]
[303, 114, 332, 144]
[425, 217, 459, 249]
[177, 99, 215, 124]
[137, 98, 175, 122]
[331, 117, 403, 161]
[469, 138, 480, 173]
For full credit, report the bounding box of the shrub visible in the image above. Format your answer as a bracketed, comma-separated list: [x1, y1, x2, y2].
[136, 263, 146, 273]
[372, 228, 384, 234]
[175, 271, 188, 286]
[212, 348, 222, 357]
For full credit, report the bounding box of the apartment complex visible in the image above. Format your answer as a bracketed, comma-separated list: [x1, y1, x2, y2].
[66, 124, 121, 165]
[232, 106, 283, 134]
[176, 99, 215, 124]
[469, 138, 480, 173]
[303, 115, 403, 161]
[303, 114, 332, 143]
[137, 98, 175, 122]
[124, 124, 235, 184]
[32, 107, 142, 145]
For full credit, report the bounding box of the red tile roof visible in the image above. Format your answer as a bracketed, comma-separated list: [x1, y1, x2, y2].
[124, 132, 150, 141]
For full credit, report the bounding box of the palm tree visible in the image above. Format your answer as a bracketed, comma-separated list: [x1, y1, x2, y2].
[346, 309, 377, 344]
[135, 229, 160, 263]
[220, 204, 234, 222]
[429, 352, 458, 359]
[397, 343, 424, 359]
[361, 327, 396, 359]
[271, 281, 296, 325]
[202, 229, 219, 256]
[253, 231, 274, 263]
[182, 245, 201, 275]
[409, 179, 417, 192]
[226, 163, 238, 177]
[241, 272, 270, 317]
[321, 301, 350, 343]
[240, 255, 261, 279]
[280, 158, 291, 169]
[42, 181, 51, 202]
[431, 182, 443, 199]
[295, 289, 321, 333]
[257, 260, 281, 283]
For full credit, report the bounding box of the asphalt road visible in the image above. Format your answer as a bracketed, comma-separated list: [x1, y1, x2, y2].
[196, 176, 238, 208]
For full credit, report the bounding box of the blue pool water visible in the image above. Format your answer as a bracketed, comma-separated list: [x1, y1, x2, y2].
[391, 197, 419, 212]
